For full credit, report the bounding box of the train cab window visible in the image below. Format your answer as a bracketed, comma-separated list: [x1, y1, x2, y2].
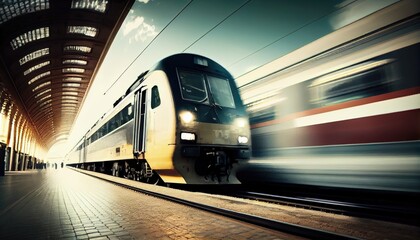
[151, 86, 161, 109]
[310, 59, 395, 106]
[207, 75, 235, 108]
[178, 70, 208, 103]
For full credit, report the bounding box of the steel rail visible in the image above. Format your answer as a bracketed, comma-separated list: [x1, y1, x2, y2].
[73, 168, 359, 240]
[231, 191, 420, 227]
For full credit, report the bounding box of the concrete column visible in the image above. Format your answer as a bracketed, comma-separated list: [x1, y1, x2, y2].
[0, 143, 5, 176]
[4, 147, 10, 171]
[7, 115, 15, 171]
[22, 154, 28, 171]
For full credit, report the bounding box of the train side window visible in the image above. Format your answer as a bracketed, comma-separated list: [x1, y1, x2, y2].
[89, 104, 134, 144]
[310, 59, 395, 106]
[246, 94, 282, 124]
[127, 105, 133, 119]
[151, 86, 161, 109]
[91, 133, 97, 143]
[121, 104, 133, 125]
[109, 114, 118, 132]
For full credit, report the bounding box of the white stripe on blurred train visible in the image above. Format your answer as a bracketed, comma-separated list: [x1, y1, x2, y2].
[236, 1, 420, 192]
[67, 53, 251, 184]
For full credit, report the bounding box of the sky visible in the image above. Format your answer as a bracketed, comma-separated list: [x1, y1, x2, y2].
[46, 0, 398, 160]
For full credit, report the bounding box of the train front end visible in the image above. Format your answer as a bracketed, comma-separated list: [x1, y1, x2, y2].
[167, 54, 251, 184]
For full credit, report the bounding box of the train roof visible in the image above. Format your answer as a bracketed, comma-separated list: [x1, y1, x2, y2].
[120, 53, 233, 100]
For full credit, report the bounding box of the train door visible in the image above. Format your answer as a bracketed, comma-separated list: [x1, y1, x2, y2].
[78, 137, 86, 164]
[133, 87, 147, 156]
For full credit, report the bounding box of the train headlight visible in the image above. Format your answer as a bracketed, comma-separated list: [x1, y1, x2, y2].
[181, 132, 196, 142]
[234, 118, 247, 128]
[237, 136, 248, 144]
[180, 111, 194, 124]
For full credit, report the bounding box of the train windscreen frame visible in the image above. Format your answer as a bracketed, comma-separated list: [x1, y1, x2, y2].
[178, 69, 236, 108]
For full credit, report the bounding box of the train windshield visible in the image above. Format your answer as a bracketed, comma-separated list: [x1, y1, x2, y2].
[178, 70, 236, 108]
[207, 75, 235, 108]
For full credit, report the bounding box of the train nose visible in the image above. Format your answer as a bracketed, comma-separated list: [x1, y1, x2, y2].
[208, 151, 228, 171]
[195, 150, 230, 182]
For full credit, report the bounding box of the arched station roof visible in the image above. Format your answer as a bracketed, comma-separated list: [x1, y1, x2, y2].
[0, 0, 134, 148]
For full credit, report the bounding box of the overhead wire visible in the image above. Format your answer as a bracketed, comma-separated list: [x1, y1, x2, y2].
[230, 0, 359, 78]
[103, 0, 195, 95]
[182, 0, 252, 53]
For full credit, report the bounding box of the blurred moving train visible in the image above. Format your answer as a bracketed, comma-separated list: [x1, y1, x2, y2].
[236, 1, 420, 192]
[67, 53, 251, 184]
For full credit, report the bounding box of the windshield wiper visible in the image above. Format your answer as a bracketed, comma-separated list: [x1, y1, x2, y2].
[204, 103, 221, 122]
[213, 102, 223, 110]
[184, 84, 206, 93]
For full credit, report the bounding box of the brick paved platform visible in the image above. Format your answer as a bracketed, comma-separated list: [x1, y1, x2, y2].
[74, 168, 420, 240]
[1, 168, 419, 240]
[0, 169, 299, 240]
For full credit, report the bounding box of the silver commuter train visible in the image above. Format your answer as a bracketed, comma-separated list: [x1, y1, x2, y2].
[67, 53, 251, 184]
[236, 1, 420, 192]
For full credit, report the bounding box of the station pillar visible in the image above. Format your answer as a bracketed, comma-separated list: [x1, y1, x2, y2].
[0, 143, 5, 176]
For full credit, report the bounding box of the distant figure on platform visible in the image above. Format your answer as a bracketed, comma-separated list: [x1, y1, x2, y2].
[61, 162, 64, 168]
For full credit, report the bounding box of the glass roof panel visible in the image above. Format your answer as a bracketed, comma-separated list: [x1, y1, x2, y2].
[34, 88, 51, 98]
[63, 59, 87, 65]
[63, 77, 82, 81]
[62, 83, 81, 87]
[61, 103, 78, 107]
[0, 0, 50, 24]
[28, 71, 50, 85]
[64, 45, 92, 53]
[63, 87, 79, 92]
[61, 106, 77, 109]
[38, 104, 52, 111]
[36, 94, 51, 103]
[62, 68, 85, 73]
[19, 48, 49, 65]
[67, 26, 98, 37]
[71, 0, 108, 13]
[24, 61, 50, 76]
[32, 81, 51, 92]
[55, 135, 69, 141]
[61, 109, 77, 113]
[62, 99, 79, 104]
[62, 91, 79, 96]
[38, 99, 52, 107]
[62, 95, 78, 100]
[10, 27, 49, 50]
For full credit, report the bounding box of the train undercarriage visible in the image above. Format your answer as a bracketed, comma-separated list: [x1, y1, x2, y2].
[70, 149, 241, 185]
[75, 159, 162, 185]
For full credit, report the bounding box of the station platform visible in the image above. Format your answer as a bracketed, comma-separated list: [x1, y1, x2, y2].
[0, 168, 418, 239]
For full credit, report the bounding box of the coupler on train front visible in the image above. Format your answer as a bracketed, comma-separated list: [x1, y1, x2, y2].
[180, 146, 251, 184]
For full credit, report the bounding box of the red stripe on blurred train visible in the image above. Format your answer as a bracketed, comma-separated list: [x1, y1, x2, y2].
[237, 1, 420, 192]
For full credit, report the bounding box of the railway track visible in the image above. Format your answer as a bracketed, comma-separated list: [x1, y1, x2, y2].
[229, 190, 420, 227]
[72, 168, 359, 240]
[187, 182, 420, 227]
[114, 183, 358, 240]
